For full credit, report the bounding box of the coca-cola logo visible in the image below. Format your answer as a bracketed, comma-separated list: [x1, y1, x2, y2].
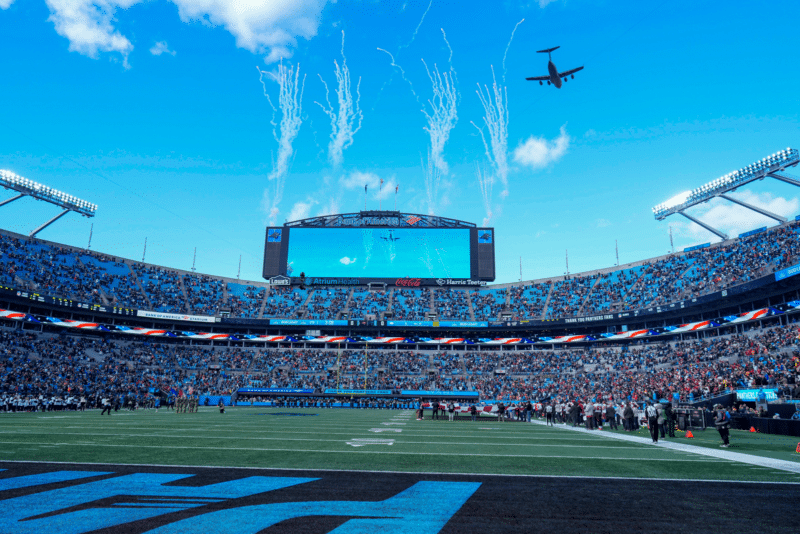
[395, 278, 422, 287]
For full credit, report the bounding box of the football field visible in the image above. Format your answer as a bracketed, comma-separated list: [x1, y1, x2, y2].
[1, 407, 799, 533]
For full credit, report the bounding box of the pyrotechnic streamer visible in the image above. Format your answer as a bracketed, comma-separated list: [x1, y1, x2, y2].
[422, 59, 458, 177]
[377, 48, 419, 102]
[374, 0, 432, 104]
[476, 164, 494, 226]
[316, 31, 362, 169]
[422, 150, 441, 216]
[440, 28, 458, 85]
[471, 66, 509, 198]
[258, 62, 306, 224]
[502, 19, 525, 83]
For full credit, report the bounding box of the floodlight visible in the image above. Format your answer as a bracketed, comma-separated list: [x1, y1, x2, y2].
[0, 169, 96, 217]
[0, 169, 97, 236]
[652, 147, 799, 238]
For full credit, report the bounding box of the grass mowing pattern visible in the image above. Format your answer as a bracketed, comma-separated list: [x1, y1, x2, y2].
[1, 407, 799, 483]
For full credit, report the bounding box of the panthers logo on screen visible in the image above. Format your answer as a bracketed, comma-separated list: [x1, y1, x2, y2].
[268, 229, 283, 242]
[478, 230, 493, 244]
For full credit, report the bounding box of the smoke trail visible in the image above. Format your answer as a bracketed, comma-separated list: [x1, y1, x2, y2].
[471, 66, 509, 198]
[440, 28, 459, 91]
[400, 0, 433, 53]
[374, 0, 432, 105]
[422, 59, 458, 176]
[257, 62, 306, 225]
[377, 48, 419, 102]
[502, 18, 525, 83]
[476, 164, 494, 226]
[422, 150, 441, 216]
[316, 31, 363, 169]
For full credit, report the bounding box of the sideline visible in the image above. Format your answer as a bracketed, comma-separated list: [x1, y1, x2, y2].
[530, 419, 800, 474]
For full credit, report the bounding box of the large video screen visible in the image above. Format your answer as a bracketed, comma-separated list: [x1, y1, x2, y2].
[286, 227, 471, 279]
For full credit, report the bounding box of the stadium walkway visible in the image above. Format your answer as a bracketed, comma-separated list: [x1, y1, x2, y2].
[530, 419, 800, 475]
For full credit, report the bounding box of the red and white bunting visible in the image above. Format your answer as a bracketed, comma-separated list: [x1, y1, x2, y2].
[49, 319, 99, 330]
[0, 309, 26, 320]
[370, 337, 406, 344]
[429, 338, 464, 344]
[186, 333, 229, 340]
[604, 329, 651, 340]
[307, 336, 348, 343]
[549, 335, 589, 343]
[485, 338, 522, 345]
[249, 335, 288, 342]
[123, 328, 167, 336]
[671, 320, 712, 333]
[728, 308, 769, 324]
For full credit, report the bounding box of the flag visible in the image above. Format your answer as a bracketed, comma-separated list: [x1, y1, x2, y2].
[395, 185, 398, 194]
[364, 184, 367, 193]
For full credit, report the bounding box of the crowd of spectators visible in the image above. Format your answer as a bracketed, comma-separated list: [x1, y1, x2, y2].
[262, 286, 308, 318]
[4, 321, 796, 405]
[2, 220, 800, 322]
[347, 288, 389, 319]
[508, 283, 550, 321]
[391, 289, 431, 320]
[227, 283, 266, 318]
[471, 288, 506, 320]
[134, 265, 186, 312]
[304, 288, 349, 319]
[434, 289, 472, 319]
[183, 274, 224, 315]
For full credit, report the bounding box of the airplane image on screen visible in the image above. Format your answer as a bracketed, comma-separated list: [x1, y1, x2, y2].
[381, 230, 401, 242]
[525, 46, 584, 88]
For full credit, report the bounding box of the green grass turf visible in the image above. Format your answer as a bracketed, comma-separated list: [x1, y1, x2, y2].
[0, 407, 798, 483]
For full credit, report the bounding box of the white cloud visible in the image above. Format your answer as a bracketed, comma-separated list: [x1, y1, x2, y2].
[318, 197, 340, 217]
[149, 40, 176, 56]
[0, 0, 15, 10]
[341, 170, 397, 201]
[596, 218, 611, 228]
[171, 0, 327, 63]
[512, 125, 570, 170]
[339, 256, 356, 265]
[287, 198, 317, 222]
[673, 191, 799, 242]
[44, 0, 327, 66]
[45, 0, 138, 66]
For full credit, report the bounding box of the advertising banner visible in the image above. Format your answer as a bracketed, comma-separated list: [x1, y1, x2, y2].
[324, 389, 393, 396]
[735, 389, 778, 402]
[438, 321, 488, 328]
[137, 310, 217, 323]
[775, 263, 800, 282]
[387, 320, 434, 327]
[237, 388, 314, 394]
[270, 319, 348, 326]
[401, 390, 480, 397]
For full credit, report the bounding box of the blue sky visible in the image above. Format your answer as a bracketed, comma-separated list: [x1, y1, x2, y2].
[0, 0, 798, 284]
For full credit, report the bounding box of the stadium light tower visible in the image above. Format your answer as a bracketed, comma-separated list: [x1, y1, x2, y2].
[652, 148, 800, 240]
[0, 170, 97, 237]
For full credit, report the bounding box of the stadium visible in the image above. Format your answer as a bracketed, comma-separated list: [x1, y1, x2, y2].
[2, 1, 800, 533]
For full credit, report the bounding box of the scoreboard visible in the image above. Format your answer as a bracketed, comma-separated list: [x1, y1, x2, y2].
[262, 212, 494, 286]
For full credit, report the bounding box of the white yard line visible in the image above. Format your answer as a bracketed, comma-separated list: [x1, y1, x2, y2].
[530, 420, 800, 475]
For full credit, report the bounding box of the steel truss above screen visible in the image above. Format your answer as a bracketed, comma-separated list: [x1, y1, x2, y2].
[652, 148, 799, 240]
[285, 210, 476, 229]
